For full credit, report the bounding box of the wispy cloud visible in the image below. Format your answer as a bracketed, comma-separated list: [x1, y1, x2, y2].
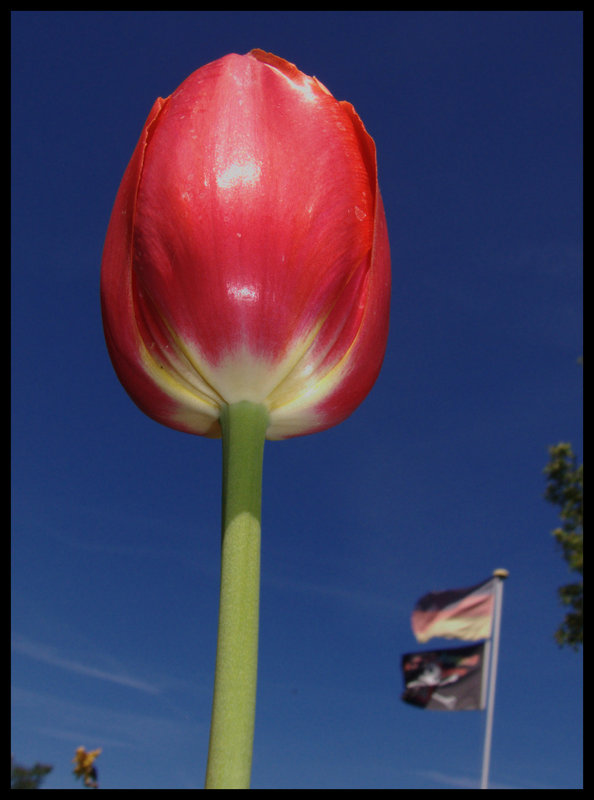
[11, 684, 207, 758]
[416, 769, 522, 790]
[415, 770, 481, 789]
[11, 636, 160, 695]
[264, 570, 399, 616]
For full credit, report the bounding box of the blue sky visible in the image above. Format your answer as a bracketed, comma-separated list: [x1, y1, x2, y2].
[11, 11, 582, 790]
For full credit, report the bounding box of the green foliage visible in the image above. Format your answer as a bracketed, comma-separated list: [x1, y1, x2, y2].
[11, 757, 53, 789]
[544, 442, 583, 650]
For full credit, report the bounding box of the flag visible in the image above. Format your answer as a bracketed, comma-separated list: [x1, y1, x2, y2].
[401, 642, 487, 711]
[411, 577, 496, 643]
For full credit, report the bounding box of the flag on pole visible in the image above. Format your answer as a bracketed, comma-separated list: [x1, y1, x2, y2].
[411, 577, 497, 643]
[401, 642, 487, 711]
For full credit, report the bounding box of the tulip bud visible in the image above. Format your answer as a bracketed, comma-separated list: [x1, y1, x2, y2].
[101, 49, 390, 440]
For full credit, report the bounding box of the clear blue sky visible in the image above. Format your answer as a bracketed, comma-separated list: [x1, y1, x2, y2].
[11, 11, 582, 790]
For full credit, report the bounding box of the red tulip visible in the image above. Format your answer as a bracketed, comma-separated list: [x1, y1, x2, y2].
[101, 49, 390, 440]
[101, 50, 392, 789]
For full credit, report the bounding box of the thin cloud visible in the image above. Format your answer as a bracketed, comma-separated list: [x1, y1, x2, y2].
[264, 570, 398, 616]
[11, 636, 160, 695]
[416, 769, 521, 790]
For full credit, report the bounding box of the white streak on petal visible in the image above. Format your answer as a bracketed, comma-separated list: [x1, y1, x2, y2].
[216, 159, 261, 190]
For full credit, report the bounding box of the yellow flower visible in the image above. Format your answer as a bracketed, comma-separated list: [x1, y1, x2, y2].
[72, 746, 101, 788]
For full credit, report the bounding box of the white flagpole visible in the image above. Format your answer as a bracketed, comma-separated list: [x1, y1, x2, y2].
[480, 568, 509, 789]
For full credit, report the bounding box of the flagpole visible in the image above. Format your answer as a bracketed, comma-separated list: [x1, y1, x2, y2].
[480, 568, 508, 789]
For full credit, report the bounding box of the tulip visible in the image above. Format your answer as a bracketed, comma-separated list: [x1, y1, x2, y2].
[101, 49, 390, 441]
[101, 49, 390, 789]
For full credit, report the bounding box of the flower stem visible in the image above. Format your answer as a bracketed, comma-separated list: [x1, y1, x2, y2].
[205, 401, 269, 789]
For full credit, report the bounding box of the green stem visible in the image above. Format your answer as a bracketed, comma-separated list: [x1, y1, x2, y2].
[205, 401, 269, 790]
